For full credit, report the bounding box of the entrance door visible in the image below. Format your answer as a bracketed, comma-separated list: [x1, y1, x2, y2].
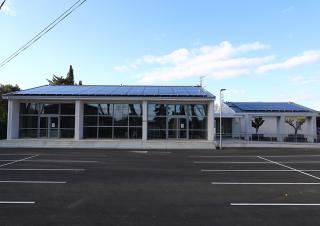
[39, 116, 59, 138]
[168, 117, 187, 139]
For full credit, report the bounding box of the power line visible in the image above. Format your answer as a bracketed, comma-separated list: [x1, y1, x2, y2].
[0, 0, 87, 69]
[0, 0, 6, 10]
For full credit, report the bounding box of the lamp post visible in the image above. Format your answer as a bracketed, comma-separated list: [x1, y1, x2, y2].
[220, 89, 226, 150]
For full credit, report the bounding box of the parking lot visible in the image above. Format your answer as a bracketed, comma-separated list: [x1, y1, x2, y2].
[1, 147, 320, 226]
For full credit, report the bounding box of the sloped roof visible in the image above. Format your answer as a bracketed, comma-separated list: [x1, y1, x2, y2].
[4, 85, 215, 98]
[226, 102, 317, 113]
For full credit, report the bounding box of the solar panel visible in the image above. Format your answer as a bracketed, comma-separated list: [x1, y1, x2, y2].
[227, 102, 315, 112]
[7, 85, 215, 98]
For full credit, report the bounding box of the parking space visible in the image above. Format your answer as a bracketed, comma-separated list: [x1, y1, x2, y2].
[1, 148, 320, 225]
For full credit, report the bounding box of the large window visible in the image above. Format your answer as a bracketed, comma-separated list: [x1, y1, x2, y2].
[148, 104, 207, 139]
[19, 103, 75, 138]
[83, 103, 142, 139]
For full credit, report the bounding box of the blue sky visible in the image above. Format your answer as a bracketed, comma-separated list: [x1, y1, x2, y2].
[1, 0, 320, 110]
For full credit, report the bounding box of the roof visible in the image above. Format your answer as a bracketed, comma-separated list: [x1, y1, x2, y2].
[226, 102, 317, 113]
[4, 85, 215, 99]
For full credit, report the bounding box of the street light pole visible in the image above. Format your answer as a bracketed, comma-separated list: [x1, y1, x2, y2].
[220, 89, 226, 150]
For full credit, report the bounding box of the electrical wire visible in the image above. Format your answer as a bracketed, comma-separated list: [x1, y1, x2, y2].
[0, 0, 87, 69]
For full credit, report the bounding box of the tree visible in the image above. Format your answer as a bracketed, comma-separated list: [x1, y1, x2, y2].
[47, 65, 82, 85]
[65, 65, 74, 84]
[0, 84, 20, 139]
[285, 117, 306, 135]
[251, 117, 265, 134]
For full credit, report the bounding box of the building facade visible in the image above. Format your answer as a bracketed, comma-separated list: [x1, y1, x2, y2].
[215, 102, 319, 143]
[3, 85, 216, 149]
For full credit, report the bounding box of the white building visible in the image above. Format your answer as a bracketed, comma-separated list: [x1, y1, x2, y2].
[2, 85, 216, 149]
[215, 102, 319, 143]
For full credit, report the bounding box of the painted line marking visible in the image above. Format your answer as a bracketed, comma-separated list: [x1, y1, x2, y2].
[190, 155, 320, 158]
[257, 156, 320, 181]
[0, 201, 35, 204]
[0, 159, 97, 163]
[202, 169, 320, 172]
[195, 161, 271, 164]
[211, 182, 320, 185]
[128, 151, 148, 154]
[0, 155, 39, 168]
[0, 154, 38, 156]
[230, 203, 320, 206]
[190, 155, 258, 158]
[0, 180, 66, 184]
[194, 161, 320, 164]
[0, 168, 85, 171]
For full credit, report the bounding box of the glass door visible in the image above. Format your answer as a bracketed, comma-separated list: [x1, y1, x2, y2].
[39, 116, 59, 138]
[167, 117, 187, 139]
[178, 118, 187, 139]
[49, 117, 59, 138]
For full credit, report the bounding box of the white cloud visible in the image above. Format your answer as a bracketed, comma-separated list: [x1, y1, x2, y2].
[257, 50, 320, 73]
[291, 75, 320, 84]
[1, 0, 15, 16]
[114, 41, 320, 84]
[114, 65, 130, 72]
[137, 41, 271, 83]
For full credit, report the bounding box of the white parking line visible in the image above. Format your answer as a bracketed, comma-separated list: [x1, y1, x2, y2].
[195, 161, 270, 164]
[190, 155, 258, 158]
[194, 161, 320, 164]
[0, 180, 66, 184]
[231, 203, 320, 206]
[0, 159, 97, 163]
[211, 182, 320, 185]
[202, 169, 320, 172]
[190, 155, 320, 158]
[0, 168, 85, 171]
[0, 155, 39, 168]
[0, 201, 35, 204]
[257, 156, 320, 181]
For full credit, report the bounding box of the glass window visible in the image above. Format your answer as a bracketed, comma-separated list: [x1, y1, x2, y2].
[114, 104, 128, 126]
[19, 129, 37, 138]
[129, 104, 142, 116]
[148, 130, 166, 139]
[113, 127, 128, 139]
[175, 105, 186, 115]
[84, 127, 97, 138]
[60, 129, 74, 138]
[84, 116, 98, 126]
[189, 104, 207, 117]
[40, 117, 48, 128]
[189, 130, 207, 139]
[129, 127, 142, 139]
[167, 104, 175, 115]
[60, 116, 75, 128]
[84, 104, 99, 115]
[98, 104, 113, 116]
[20, 103, 38, 114]
[189, 117, 207, 130]
[99, 116, 113, 126]
[98, 127, 112, 138]
[40, 104, 59, 114]
[148, 104, 166, 116]
[61, 104, 75, 115]
[148, 116, 166, 129]
[129, 117, 142, 126]
[20, 116, 38, 128]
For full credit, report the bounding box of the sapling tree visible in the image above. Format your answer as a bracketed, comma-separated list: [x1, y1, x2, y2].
[251, 117, 265, 134]
[285, 117, 306, 135]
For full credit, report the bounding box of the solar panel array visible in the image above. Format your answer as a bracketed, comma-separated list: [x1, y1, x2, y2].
[226, 102, 315, 112]
[6, 85, 215, 98]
